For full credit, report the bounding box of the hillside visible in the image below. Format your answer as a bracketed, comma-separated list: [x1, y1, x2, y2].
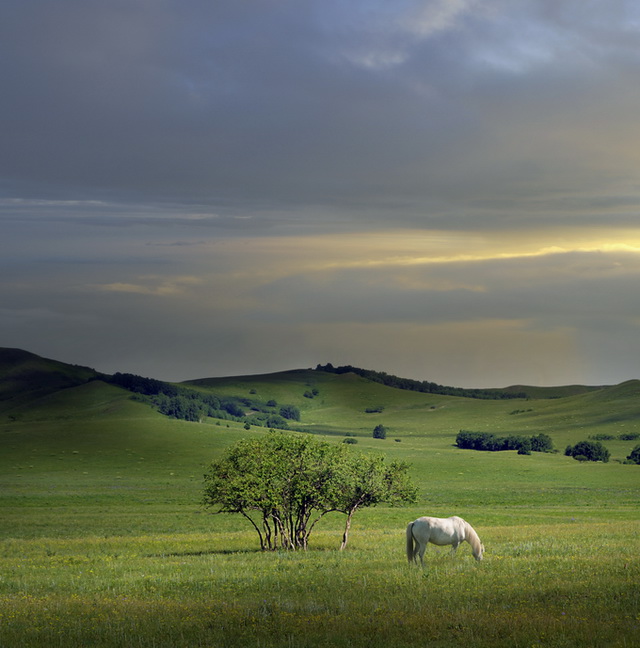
[1, 349, 638, 648]
[1, 347, 640, 464]
[0, 347, 100, 411]
[1, 346, 639, 544]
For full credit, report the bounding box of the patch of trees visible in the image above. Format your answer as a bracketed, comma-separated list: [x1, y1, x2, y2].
[626, 445, 640, 464]
[203, 432, 418, 550]
[456, 430, 554, 455]
[315, 363, 527, 400]
[107, 372, 297, 429]
[589, 433, 640, 441]
[108, 372, 178, 397]
[565, 440, 610, 463]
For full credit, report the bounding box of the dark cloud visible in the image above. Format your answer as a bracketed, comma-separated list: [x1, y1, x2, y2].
[1, 0, 638, 219]
[2, 1, 640, 385]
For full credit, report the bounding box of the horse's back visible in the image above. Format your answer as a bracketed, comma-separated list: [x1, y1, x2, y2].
[415, 515, 463, 529]
[412, 515, 463, 546]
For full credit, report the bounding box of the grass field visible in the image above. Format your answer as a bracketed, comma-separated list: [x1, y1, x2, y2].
[1, 357, 639, 646]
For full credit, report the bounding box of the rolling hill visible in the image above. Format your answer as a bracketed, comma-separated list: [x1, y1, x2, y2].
[1, 346, 638, 528]
[0, 348, 640, 448]
[2, 346, 639, 460]
[0, 347, 100, 408]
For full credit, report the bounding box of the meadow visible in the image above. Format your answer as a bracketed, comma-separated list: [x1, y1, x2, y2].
[1, 360, 639, 646]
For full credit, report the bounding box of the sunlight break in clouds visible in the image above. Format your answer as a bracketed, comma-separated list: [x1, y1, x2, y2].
[204, 227, 640, 278]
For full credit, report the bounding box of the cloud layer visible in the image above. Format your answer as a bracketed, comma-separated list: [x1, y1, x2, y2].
[2, 1, 640, 386]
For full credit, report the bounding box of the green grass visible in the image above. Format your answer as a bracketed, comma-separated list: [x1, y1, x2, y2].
[1, 362, 639, 646]
[0, 522, 638, 647]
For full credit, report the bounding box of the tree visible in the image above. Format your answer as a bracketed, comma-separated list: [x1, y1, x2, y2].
[279, 404, 301, 421]
[565, 440, 610, 463]
[626, 444, 640, 464]
[456, 430, 554, 453]
[203, 432, 418, 550]
[517, 437, 532, 455]
[329, 455, 418, 550]
[530, 433, 554, 453]
[372, 424, 387, 439]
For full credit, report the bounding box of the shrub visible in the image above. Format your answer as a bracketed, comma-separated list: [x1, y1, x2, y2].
[517, 438, 532, 455]
[456, 430, 553, 454]
[279, 404, 301, 421]
[365, 406, 384, 413]
[372, 424, 387, 439]
[530, 433, 554, 452]
[626, 444, 640, 465]
[565, 440, 610, 463]
[266, 415, 289, 429]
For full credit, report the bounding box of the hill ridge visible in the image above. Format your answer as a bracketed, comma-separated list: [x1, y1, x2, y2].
[0, 347, 625, 409]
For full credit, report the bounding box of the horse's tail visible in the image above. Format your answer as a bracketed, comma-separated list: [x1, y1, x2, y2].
[406, 521, 415, 564]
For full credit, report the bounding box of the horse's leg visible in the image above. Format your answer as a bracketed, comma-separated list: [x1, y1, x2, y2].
[449, 541, 460, 557]
[418, 536, 428, 567]
[418, 543, 425, 567]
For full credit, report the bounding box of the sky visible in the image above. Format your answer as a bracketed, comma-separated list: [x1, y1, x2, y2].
[2, 0, 640, 388]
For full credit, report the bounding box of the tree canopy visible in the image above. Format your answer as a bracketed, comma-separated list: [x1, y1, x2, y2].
[456, 430, 554, 454]
[202, 432, 418, 550]
[627, 444, 640, 465]
[565, 440, 610, 463]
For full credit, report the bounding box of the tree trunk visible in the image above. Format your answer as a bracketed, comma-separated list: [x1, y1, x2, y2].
[340, 510, 355, 550]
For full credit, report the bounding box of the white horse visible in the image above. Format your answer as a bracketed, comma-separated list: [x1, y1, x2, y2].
[406, 516, 484, 566]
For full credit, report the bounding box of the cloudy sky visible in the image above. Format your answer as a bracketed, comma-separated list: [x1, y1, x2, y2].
[2, 0, 640, 387]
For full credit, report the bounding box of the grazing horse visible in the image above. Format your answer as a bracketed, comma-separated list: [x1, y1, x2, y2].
[406, 516, 484, 566]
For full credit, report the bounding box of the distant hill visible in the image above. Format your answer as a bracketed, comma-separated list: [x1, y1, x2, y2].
[499, 384, 604, 399]
[0, 347, 612, 412]
[0, 347, 100, 410]
[1, 347, 639, 462]
[313, 363, 603, 400]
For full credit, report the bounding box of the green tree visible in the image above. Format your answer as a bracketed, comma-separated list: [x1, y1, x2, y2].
[626, 444, 640, 464]
[203, 432, 418, 550]
[279, 404, 301, 421]
[517, 437, 532, 455]
[372, 424, 387, 439]
[565, 440, 610, 463]
[530, 433, 554, 453]
[329, 455, 418, 550]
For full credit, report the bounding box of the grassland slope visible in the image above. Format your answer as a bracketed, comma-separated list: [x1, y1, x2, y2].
[0, 347, 99, 411]
[1, 351, 638, 648]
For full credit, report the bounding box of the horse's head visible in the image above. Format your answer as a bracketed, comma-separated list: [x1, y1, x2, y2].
[474, 543, 485, 561]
